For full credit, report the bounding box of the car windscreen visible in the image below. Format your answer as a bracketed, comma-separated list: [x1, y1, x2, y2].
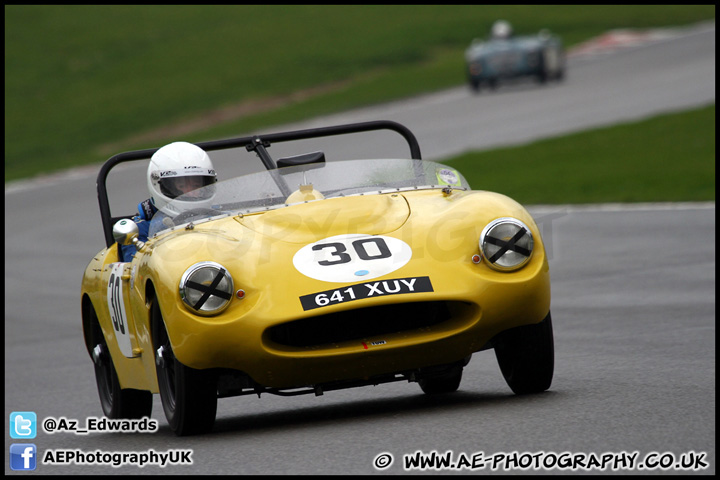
[148, 159, 469, 236]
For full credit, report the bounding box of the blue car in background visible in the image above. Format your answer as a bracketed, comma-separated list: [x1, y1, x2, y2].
[465, 20, 565, 93]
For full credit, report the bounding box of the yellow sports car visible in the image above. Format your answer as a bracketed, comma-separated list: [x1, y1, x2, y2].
[81, 121, 553, 436]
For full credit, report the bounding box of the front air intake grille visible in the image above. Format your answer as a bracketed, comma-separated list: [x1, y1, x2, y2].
[267, 301, 454, 348]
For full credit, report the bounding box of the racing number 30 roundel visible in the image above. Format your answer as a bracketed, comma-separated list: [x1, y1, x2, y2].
[293, 234, 412, 283]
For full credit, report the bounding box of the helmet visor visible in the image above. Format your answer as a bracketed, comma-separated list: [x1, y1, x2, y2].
[159, 175, 216, 200]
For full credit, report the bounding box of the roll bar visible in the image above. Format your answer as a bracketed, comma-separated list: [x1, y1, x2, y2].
[96, 120, 422, 247]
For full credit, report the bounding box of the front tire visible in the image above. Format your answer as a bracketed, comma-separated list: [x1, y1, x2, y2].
[418, 359, 466, 394]
[89, 309, 152, 419]
[151, 301, 217, 436]
[419, 369, 463, 394]
[493, 312, 554, 394]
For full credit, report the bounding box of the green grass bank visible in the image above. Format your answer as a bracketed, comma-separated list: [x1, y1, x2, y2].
[446, 104, 715, 204]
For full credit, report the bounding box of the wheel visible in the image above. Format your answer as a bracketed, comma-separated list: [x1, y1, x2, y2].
[469, 78, 480, 94]
[418, 360, 465, 394]
[538, 46, 564, 83]
[554, 52, 567, 81]
[419, 369, 463, 394]
[493, 312, 554, 394]
[89, 308, 152, 419]
[535, 58, 548, 83]
[151, 300, 217, 436]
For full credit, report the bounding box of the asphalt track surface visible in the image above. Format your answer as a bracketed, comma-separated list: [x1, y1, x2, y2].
[4, 22, 715, 475]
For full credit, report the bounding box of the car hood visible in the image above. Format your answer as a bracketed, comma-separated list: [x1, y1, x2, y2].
[148, 187, 534, 256]
[235, 193, 411, 243]
[144, 187, 541, 285]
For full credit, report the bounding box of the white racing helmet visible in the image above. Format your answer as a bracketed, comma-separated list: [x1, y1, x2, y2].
[147, 141, 217, 214]
[491, 20, 513, 39]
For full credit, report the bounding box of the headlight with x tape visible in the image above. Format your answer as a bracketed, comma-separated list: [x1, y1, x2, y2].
[179, 262, 234, 315]
[479, 218, 534, 271]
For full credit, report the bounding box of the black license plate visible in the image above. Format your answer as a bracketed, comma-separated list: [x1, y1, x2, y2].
[299, 276, 433, 311]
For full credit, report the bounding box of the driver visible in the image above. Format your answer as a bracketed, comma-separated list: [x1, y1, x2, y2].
[490, 19, 513, 40]
[119, 141, 217, 262]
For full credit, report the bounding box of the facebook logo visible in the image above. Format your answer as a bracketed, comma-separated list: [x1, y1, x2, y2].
[10, 444, 37, 471]
[10, 412, 37, 439]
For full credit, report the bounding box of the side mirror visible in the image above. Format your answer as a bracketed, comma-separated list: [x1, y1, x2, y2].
[112, 219, 145, 251]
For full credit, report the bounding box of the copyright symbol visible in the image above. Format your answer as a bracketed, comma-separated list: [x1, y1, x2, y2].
[43, 418, 56, 433]
[373, 452, 393, 470]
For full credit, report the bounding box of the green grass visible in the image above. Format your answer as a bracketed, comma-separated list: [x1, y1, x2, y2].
[5, 5, 715, 184]
[446, 105, 715, 204]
